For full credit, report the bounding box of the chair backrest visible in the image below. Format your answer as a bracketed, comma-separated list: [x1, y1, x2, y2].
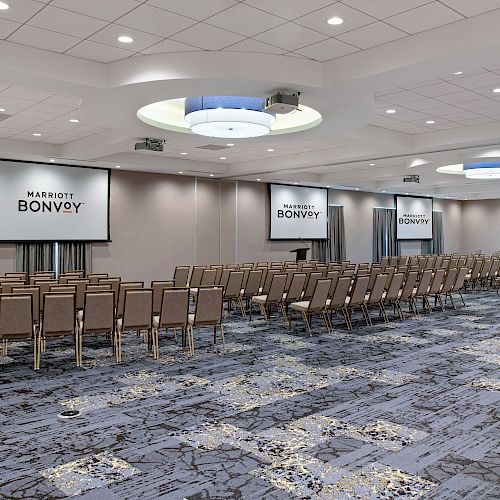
[98, 278, 121, 306]
[368, 267, 382, 290]
[122, 289, 153, 331]
[86, 284, 112, 293]
[240, 267, 251, 289]
[348, 276, 370, 307]
[0, 294, 33, 339]
[218, 268, 231, 289]
[441, 268, 458, 293]
[480, 259, 492, 277]
[265, 274, 287, 304]
[151, 281, 174, 315]
[200, 269, 217, 286]
[37, 280, 59, 303]
[469, 259, 482, 278]
[242, 270, 262, 298]
[173, 266, 190, 287]
[117, 282, 144, 317]
[329, 276, 351, 309]
[366, 274, 387, 304]
[434, 256, 443, 269]
[465, 255, 474, 268]
[383, 267, 395, 287]
[11, 286, 40, 324]
[158, 288, 189, 328]
[284, 269, 297, 291]
[452, 267, 468, 292]
[399, 271, 418, 300]
[82, 291, 115, 333]
[261, 269, 280, 294]
[49, 285, 76, 294]
[415, 270, 433, 295]
[35, 271, 55, 278]
[224, 271, 244, 299]
[384, 273, 404, 302]
[0, 281, 23, 294]
[388, 256, 398, 267]
[326, 271, 339, 297]
[42, 293, 75, 337]
[192, 287, 223, 325]
[284, 273, 307, 303]
[303, 272, 323, 300]
[428, 269, 446, 294]
[88, 273, 108, 284]
[489, 258, 500, 277]
[189, 266, 205, 287]
[380, 256, 389, 269]
[307, 278, 331, 312]
[212, 266, 224, 284]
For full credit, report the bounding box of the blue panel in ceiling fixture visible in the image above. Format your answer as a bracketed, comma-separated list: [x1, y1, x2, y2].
[185, 96, 266, 116]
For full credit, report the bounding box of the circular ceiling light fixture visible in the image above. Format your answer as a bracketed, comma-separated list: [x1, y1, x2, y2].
[0, 2, 10, 10]
[463, 161, 500, 179]
[184, 96, 275, 138]
[327, 16, 344, 25]
[117, 35, 134, 43]
[137, 97, 322, 138]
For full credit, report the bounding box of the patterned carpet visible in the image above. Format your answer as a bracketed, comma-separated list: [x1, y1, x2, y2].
[0, 292, 499, 499]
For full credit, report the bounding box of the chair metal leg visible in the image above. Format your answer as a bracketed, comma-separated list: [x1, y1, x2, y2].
[302, 311, 312, 336]
[220, 323, 226, 354]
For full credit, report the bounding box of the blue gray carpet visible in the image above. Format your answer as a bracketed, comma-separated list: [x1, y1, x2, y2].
[0, 293, 499, 499]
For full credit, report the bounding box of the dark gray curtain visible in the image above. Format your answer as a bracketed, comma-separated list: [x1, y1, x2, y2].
[422, 211, 444, 255]
[15, 243, 54, 274]
[58, 242, 92, 273]
[373, 208, 400, 262]
[310, 205, 346, 263]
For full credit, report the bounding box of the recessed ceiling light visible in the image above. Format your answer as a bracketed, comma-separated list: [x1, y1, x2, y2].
[382, 190, 386, 193]
[257, 178, 261, 181]
[426, 120, 435, 124]
[327, 16, 344, 25]
[226, 143, 234, 147]
[49, 158, 55, 163]
[69, 118, 79, 123]
[115, 165, 120, 168]
[326, 185, 330, 188]
[294, 182, 298, 185]
[493, 88, 500, 93]
[355, 187, 359, 191]
[32, 133, 41, 137]
[386, 109, 396, 114]
[117, 35, 133, 43]
[0, 2, 10, 10]
[210, 174, 214, 177]
[267, 148, 274, 152]
[0, 108, 5, 112]
[178, 171, 183, 174]
[369, 163, 375, 166]
[180, 152, 187, 155]
[219, 156, 226, 160]
[453, 71, 463, 75]
[405, 192, 409, 195]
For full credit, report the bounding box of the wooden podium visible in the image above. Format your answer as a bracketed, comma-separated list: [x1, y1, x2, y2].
[290, 247, 310, 262]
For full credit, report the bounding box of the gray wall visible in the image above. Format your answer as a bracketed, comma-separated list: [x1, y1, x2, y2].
[462, 199, 500, 255]
[0, 169, 467, 282]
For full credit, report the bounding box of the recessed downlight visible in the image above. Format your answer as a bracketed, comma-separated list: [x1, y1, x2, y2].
[180, 152, 187, 155]
[453, 71, 463, 75]
[327, 16, 344, 25]
[294, 182, 298, 185]
[118, 35, 134, 43]
[219, 156, 226, 160]
[69, 118, 79, 123]
[426, 120, 435, 124]
[226, 143, 234, 147]
[267, 148, 274, 152]
[210, 174, 215, 177]
[355, 187, 359, 191]
[326, 185, 330, 188]
[369, 163, 375, 166]
[386, 109, 396, 114]
[493, 88, 500, 93]
[257, 178, 261, 181]
[0, 108, 5, 112]
[49, 158, 55, 163]
[178, 171, 183, 174]
[0, 2, 10, 10]
[115, 165, 120, 168]
[32, 133, 41, 137]
[405, 192, 409, 195]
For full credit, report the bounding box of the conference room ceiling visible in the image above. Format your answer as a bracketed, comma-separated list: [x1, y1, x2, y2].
[1, 1, 500, 199]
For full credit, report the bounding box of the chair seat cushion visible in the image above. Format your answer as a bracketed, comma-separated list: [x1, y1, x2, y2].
[77, 309, 83, 321]
[190, 288, 198, 295]
[153, 315, 159, 328]
[116, 318, 122, 330]
[188, 313, 195, 325]
[290, 301, 309, 311]
[251, 295, 267, 304]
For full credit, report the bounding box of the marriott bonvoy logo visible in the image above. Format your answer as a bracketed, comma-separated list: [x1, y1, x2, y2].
[277, 203, 321, 220]
[399, 213, 429, 225]
[18, 190, 85, 214]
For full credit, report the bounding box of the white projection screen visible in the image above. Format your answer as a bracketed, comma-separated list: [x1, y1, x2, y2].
[0, 160, 110, 241]
[396, 196, 433, 240]
[269, 184, 328, 240]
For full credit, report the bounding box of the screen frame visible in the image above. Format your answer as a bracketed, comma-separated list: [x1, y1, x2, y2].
[395, 194, 434, 241]
[0, 158, 111, 243]
[268, 183, 329, 241]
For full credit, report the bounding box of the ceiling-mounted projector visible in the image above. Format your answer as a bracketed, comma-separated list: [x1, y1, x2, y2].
[264, 91, 300, 114]
[403, 175, 420, 183]
[134, 138, 165, 152]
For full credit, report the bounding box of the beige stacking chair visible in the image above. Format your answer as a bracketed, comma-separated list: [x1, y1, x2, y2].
[211, 265, 224, 284]
[448, 267, 468, 307]
[116, 282, 144, 319]
[238, 269, 262, 318]
[326, 271, 340, 297]
[115, 289, 153, 363]
[363, 274, 388, 325]
[251, 273, 286, 321]
[88, 273, 108, 284]
[151, 280, 174, 315]
[426, 269, 446, 312]
[410, 270, 433, 317]
[189, 266, 205, 288]
[345, 275, 370, 328]
[325, 276, 351, 330]
[39, 293, 78, 369]
[397, 271, 419, 317]
[99, 278, 121, 306]
[302, 272, 323, 301]
[79, 291, 115, 365]
[290, 278, 331, 336]
[12, 286, 40, 330]
[0, 281, 25, 294]
[282, 273, 307, 323]
[190, 269, 217, 299]
[67, 279, 90, 310]
[153, 288, 189, 356]
[5, 272, 27, 283]
[223, 271, 244, 314]
[381, 273, 405, 321]
[173, 266, 190, 287]
[187, 286, 224, 355]
[86, 283, 111, 293]
[260, 268, 281, 295]
[0, 294, 35, 368]
[438, 268, 458, 310]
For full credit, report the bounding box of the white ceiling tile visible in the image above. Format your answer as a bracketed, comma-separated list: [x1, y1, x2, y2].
[254, 23, 327, 51]
[295, 3, 376, 37]
[116, 4, 196, 38]
[141, 38, 201, 55]
[171, 23, 245, 50]
[443, 110, 483, 121]
[8, 25, 81, 52]
[0, 128, 24, 138]
[89, 24, 162, 52]
[1, 86, 53, 101]
[0, 0, 45, 23]
[439, 0, 500, 17]
[436, 90, 484, 104]
[403, 78, 444, 89]
[412, 81, 462, 97]
[457, 98, 500, 111]
[428, 122, 463, 130]
[0, 19, 21, 39]
[376, 90, 423, 104]
[395, 110, 433, 122]
[294, 37, 359, 61]
[67, 40, 135, 62]
[146, 0, 238, 21]
[223, 38, 286, 55]
[206, 4, 285, 37]
[336, 21, 406, 49]
[341, 0, 432, 19]
[17, 108, 59, 119]
[458, 117, 497, 126]
[29, 101, 74, 114]
[400, 98, 442, 111]
[51, 0, 140, 22]
[242, 0, 334, 20]
[43, 95, 80, 108]
[27, 6, 107, 38]
[452, 71, 500, 89]
[385, 2, 463, 34]
[425, 104, 464, 115]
